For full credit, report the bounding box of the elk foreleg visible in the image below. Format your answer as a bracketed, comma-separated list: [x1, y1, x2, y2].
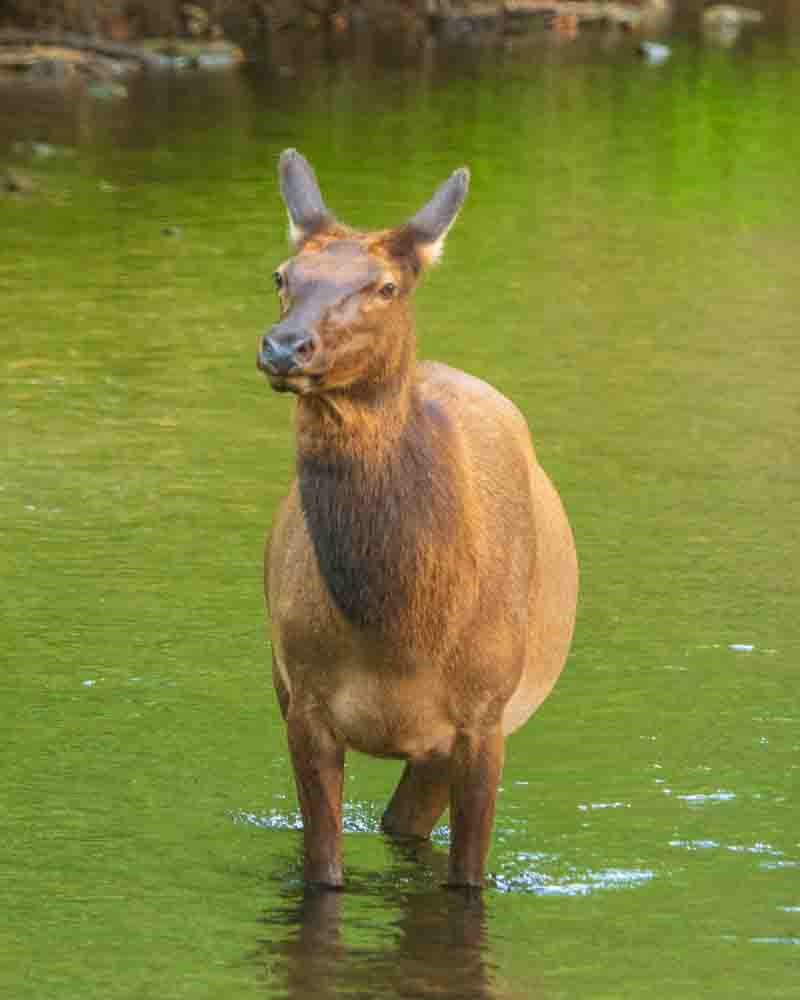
[381, 759, 451, 840]
[286, 709, 345, 888]
[447, 726, 505, 889]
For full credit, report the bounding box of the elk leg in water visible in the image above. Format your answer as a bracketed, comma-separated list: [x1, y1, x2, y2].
[381, 759, 452, 840]
[286, 710, 345, 888]
[447, 726, 505, 888]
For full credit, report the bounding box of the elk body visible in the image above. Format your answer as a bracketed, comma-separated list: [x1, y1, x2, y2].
[259, 150, 578, 889]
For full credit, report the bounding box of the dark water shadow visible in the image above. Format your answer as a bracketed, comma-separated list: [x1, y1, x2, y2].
[254, 839, 531, 999]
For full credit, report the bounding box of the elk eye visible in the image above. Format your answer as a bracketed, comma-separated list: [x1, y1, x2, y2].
[379, 281, 397, 300]
[273, 271, 284, 291]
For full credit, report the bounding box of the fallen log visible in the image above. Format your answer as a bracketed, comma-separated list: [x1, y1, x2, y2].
[0, 30, 171, 69]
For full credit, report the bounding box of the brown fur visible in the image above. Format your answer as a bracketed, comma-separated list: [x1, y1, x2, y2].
[261, 159, 578, 888]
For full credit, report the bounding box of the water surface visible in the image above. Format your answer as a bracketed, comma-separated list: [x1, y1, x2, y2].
[2, 34, 798, 999]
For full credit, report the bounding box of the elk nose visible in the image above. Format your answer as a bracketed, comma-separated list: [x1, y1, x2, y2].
[260, 330, 316, 376]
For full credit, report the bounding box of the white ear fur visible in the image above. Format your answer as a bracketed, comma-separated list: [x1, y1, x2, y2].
[416, 230, 449, 268]
[407, 167, 469, 269]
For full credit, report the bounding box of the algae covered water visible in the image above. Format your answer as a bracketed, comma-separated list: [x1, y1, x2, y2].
[2, 36, 799, 999]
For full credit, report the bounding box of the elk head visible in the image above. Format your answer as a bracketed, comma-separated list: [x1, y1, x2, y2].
[257, 150, 469, 398]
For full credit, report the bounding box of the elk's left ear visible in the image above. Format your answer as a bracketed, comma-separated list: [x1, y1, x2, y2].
[405, 167, 470, 268]
[278, 149, 335, 249]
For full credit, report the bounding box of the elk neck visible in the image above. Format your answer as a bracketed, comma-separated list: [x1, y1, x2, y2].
[294, 347, 474, 634]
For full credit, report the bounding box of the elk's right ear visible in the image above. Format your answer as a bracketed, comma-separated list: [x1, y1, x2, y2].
[278, 149, 335, 249]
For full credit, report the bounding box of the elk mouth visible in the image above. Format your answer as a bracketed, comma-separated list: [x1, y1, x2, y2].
[262, 368, 323, 396]
[268, 375, 298, 394]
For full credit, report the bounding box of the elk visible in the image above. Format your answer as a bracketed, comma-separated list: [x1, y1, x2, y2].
[258, 150, 578, 889]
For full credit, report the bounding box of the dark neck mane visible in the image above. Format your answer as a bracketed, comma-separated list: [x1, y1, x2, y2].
[297, 383, 466, 632]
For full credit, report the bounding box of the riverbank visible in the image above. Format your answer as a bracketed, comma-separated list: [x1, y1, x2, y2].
[0, 1, 770, 89]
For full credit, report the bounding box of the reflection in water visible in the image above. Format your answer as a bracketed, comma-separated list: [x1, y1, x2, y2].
[256, 841, 526, 1000]
[264, 891, 343, 1000]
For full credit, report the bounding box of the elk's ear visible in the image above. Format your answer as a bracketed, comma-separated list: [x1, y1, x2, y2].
[404, 167, 470, 269]
[278, 149, 335, 249]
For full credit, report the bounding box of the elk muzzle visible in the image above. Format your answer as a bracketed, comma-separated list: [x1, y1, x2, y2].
[258, 327, 320, 387]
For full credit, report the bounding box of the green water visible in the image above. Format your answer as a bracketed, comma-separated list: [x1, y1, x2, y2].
[2, 34, 798, 999]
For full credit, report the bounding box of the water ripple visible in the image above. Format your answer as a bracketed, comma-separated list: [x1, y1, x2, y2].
[675, 790, 737, 805]
[669, 840, 785, 857]
[493, 865, 655, 897]
[232, 801, 385, 834]
[231, 809, 654, 896]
